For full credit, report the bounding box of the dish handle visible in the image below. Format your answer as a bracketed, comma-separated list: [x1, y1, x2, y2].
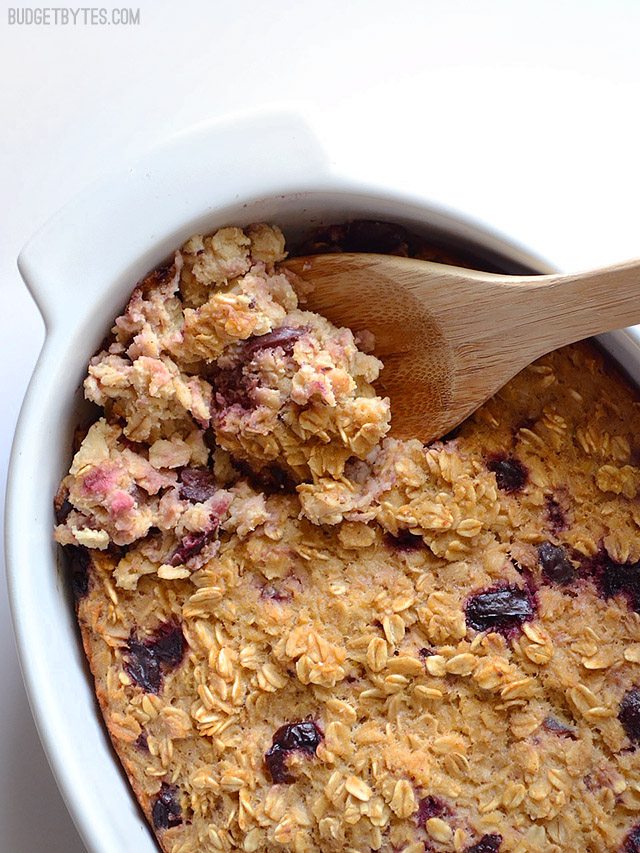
[17, 107, 329, 330]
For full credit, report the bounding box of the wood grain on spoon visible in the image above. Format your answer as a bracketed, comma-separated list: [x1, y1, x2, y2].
[284, 253, 640, 443]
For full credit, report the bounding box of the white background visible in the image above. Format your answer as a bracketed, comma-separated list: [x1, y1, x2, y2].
[1, 1, 639, 850]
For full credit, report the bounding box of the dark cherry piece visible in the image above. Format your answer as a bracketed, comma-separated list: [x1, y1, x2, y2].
[179, 468, 217, 503]
[151, 783, 182, 830]
[538, 542, 576, 585]
[624, 824, 640, 853]
[150, 621, 187, 667]
[54, 497, 73, 524]
[212, 364, 258, 411]
[124, 622, 186, 694]
[107, 541, 130, 561]
[465, 585, 535, 635]
[384, 530, 426, 552]
[240, 326, 306, 358]
[542, 716, 577, 739]
[417, 795, 450, 826]
[125, 640, 161, 692]
[264, 720, 323, 784]
[486, 454, 528, 493]
[466, 835, 503, 853]
[213, 327, 305, 416]
[235, 460, 297, 495]
[169, 525, 218, 566]
[64, 545, 90, 601]
[620, 689, 640, 744]
[135, 732, 149, 751]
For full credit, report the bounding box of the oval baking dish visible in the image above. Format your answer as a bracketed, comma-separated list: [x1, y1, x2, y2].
[6, 109, 640, 853]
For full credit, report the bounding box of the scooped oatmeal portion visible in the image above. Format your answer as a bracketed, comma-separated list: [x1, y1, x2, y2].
[55, 222, 640, 853]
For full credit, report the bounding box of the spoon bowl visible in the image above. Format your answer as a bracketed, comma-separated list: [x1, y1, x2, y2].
[284, 253, 640, 442]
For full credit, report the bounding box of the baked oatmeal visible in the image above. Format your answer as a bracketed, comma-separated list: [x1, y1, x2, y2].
[54, 221, 640, 852]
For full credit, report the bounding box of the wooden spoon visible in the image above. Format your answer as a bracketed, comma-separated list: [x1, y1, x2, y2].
[284, 253, 640, 443]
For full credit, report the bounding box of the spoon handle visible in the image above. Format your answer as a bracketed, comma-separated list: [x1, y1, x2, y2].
[456, 259, 640, 361]
[525, 258, 640, 336]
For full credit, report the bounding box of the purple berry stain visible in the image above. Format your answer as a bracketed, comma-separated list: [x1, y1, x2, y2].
[417, 795, 451, 826]
[178, 467, 217, 503]
[124, 621, 186, 694]
[542, 716, 577, 739]
[465, 585, 535, 635]
[487, 454, 528, 493]
[538, 542, 576, 585]
[261, 584, 293, 603]
[466, 835, 503, 853]
[587, 550, 640, 613]
[545, 495, 567, 532]
[151, 782, 182, 830]
[624, 824, 640, 853]
[619, 689, 640, 744]
[265, 720, 323, 784]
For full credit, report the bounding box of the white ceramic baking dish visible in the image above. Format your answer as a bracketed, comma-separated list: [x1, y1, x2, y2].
[6, 108, 640, 853]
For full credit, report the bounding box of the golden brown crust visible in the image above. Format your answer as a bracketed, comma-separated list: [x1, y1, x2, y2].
[57, 224, 640, 853]
[76, 616, 155, 846]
